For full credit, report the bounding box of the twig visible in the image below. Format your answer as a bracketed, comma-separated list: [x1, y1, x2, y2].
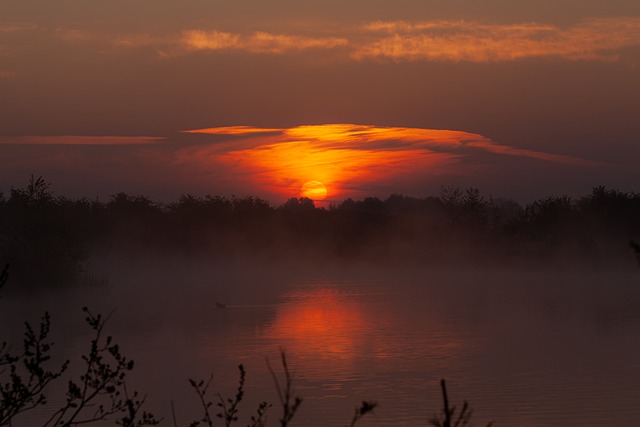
[265, 351, 302, 427]
[348, 401, 378, 427]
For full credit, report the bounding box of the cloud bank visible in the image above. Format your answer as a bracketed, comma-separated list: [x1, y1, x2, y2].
[106, 17, 640, 62]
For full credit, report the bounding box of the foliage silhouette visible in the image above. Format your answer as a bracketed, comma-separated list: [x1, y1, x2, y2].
[40, 307, 159, 427]
[430, 379, 492, 427]
[3, 178, 640, 286]
[216, 364, 245, 427]
[0, 267, 158, 427]
[631, 240, 640, 265]
[187, 374, 216, 427]
[0, 311, 68, 425]
[348, 401, 378, 427]
[0, 264, 7, 295]
[266, 352, 302, 427]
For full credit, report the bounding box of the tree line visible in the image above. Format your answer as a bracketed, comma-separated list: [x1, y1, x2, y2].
[1, 176, 639, 287]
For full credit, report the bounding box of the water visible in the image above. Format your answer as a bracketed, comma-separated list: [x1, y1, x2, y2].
[2, 264, 640, 426]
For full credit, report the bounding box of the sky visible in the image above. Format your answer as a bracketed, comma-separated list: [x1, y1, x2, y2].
[1, 0, 639, 204]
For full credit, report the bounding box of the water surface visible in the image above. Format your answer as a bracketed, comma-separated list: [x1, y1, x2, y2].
[3, 264, 640, 426]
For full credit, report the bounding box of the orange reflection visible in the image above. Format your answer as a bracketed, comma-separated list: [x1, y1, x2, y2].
[261, 288, 368, 360]
[258, 285, 466, 380]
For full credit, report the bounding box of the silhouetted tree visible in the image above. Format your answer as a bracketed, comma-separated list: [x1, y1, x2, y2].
[280, 197, 315, 212]
[0, 177, 89, 287]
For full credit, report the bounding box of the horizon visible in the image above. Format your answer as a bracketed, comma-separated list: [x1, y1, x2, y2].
[2, 173, 636, 210]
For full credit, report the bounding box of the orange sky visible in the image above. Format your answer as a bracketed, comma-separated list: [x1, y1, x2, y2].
[181, 124, 598, 202]
[1, 1, 639, 202]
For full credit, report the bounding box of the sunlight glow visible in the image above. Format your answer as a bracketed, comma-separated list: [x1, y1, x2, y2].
[184, 123, 595, 201]
[300, 180, 327, 200]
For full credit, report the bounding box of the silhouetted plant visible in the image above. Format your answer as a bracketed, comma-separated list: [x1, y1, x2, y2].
[0, 311, 68, 426]
[188, 375, 216, 427]
[348, 400, 378, 427]
[0, 264, 7, 295]
[630, 240, 640, 265]
[186, 364, 248, 427]
[429, 379, 492, 427]
[182, 353, 381, 427]
[1, 264, 68, 425]
[266, 352, 302, 427]
[39, 307, 158, 427]
[217, 364, 246, 426]
[247, 401, 271, 427]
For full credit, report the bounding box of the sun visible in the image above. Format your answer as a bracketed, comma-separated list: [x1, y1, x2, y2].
[300, 180, 328, 200]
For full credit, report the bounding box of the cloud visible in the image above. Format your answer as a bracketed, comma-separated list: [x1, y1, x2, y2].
[183, 124, 597, 200]
[463, 140, 599, 166]
[0, 22, 37, 33]
[181, 30, 348, 53]
[50, 17, 640, 63]
[183, 126, 283, 136]
[352, 18, 640, 62]
[187, 124, 596, 164]
[0, 136, 165, 145]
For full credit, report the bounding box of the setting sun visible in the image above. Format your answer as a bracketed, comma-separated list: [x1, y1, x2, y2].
[300, 180, 327, 200]
[181, 123, 597, 203]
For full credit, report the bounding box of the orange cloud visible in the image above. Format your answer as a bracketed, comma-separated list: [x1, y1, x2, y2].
[352, 18, 640, 62]
[183, 126, 283, 135]
[181, 30, 347, 53]
[465, 140, 600, 166]
[0, 136, 165, 145]
[66, 17, 639, 62]
[181, 30, 241, 50]
[183, 124, 595, 201]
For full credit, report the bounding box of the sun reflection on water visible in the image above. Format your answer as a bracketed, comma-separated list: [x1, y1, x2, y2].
[261, 287, 368, 361]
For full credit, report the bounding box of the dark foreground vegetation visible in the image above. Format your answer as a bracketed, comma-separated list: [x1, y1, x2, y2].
[1, 176, 639, 287]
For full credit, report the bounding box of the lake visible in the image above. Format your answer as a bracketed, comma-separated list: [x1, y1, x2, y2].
[2, 261, 640, 426]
